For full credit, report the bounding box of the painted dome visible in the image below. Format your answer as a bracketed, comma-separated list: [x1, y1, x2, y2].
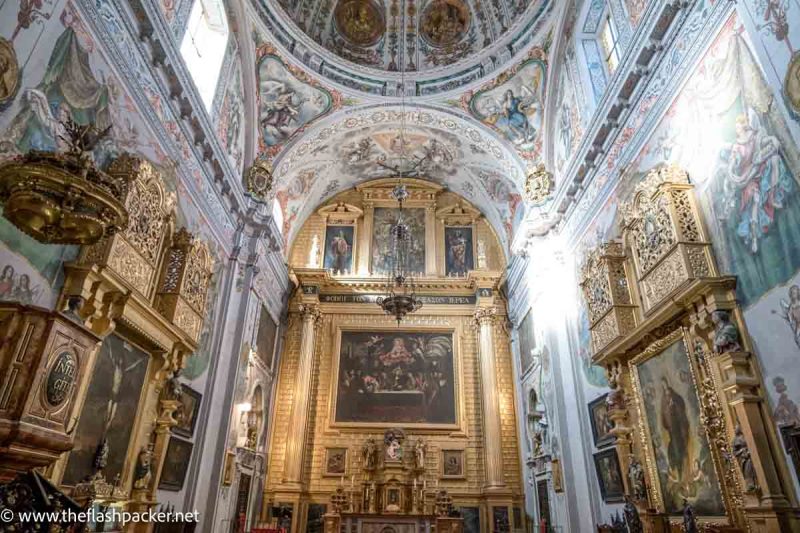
[254, 0, 553, 96]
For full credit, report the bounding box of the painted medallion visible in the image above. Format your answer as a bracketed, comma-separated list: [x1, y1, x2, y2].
[334, 0, 386, 46]
[421, 0, 471, 47]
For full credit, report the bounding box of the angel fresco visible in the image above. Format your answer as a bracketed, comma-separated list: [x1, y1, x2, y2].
[469, 60, 545, 152]
[257, 55, 332, 147]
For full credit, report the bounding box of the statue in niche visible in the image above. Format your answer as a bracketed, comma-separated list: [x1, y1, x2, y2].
[308, 234, 320, 268]
[623, 497, 643, 533]
[711, 310, 742, 353]
[732, 424, 758, 492]
[605, 362, 626, 411]
[412, 438, 426, 470]
[628, 458, 646, 501]
[682, 499, 698, 533]
[133, 444, 154, 490]
[362, 438, 378, 470]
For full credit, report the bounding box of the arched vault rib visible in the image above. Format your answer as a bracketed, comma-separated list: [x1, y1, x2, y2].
[272, 104, 530, 256]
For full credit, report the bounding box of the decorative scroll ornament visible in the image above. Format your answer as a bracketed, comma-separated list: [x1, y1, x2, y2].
[245, 159, 275, 203]
[0, 117, 130, 244]
[523, 163, 554, 205]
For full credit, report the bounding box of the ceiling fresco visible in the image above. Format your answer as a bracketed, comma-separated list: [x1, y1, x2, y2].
[466, 47, 548, 159]
[255, 42, 344, 158]
[271, 105, 528, 251]
[252, 0, 554, 96]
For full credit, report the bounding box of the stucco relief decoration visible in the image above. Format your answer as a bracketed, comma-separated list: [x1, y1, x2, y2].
[256, 43, 341, 159]
[523, 163, 553, 205]
[465, 48, 547, 158]
[245, 159, 275, 204]
[334, 0, 386, 46]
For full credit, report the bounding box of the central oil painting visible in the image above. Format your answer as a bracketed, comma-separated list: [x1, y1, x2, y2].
[334, 331, 456, 425]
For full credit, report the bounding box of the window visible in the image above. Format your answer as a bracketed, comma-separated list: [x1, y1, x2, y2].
[599, 14, 621, 73]
[272, 198, 284, 233]
[180, 0, 228, 110]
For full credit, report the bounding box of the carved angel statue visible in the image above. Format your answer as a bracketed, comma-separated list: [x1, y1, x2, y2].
[732, 424, 758, 492]
[362, 438, 378, 470]
[623, 497, 643, 533]
[133, 445, 154, 490]
[164, 369, 183, 401]
[413, 438, 426, 471]
[711, 310, 742, 353]
[627, 458, 646, 501]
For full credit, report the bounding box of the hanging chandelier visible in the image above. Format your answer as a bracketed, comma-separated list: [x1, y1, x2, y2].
[377, 183, 423, 324]
[376, 46, 423, 324]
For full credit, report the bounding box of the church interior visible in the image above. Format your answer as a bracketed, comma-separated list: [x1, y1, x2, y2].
[1, 0, 800, 532]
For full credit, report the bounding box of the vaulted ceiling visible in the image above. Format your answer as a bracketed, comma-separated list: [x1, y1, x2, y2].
[240, 0, 566, 253]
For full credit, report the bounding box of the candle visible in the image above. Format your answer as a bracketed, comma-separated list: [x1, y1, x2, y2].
[413, 479, 417, 489]
[423, 479, 427, 489]
[351, 475, 355, 487]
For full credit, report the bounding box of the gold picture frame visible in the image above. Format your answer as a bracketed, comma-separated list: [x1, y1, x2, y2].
[329, 325, 463, 431]
[629, 328, 731, 524]
[441, 449, 465, 479]
[323, 447, 348, 476]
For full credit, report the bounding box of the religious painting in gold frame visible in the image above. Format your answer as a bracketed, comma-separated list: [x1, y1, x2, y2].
[629, 328, 728, 519]
[330, 326, 461, 430]
[324, 447, 348, 476]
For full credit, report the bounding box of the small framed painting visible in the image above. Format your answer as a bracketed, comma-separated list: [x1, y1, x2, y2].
[222, 450, 236, 486]
[324, 447, 347, 476]
[173, 386, 202, 437]
[441, 449, 465, 478]
[158, 436, 193, 491]
[593, 448, 624, 503]
[588, 393, 615, 447]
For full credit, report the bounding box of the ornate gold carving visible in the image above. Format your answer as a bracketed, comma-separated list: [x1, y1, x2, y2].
[579, 241, 638, 355]
[473, 306, 498, 325]
[523, 163, 554, 205]
[107, 237, 153, 295]
[155, 228, 214, 342]
[108, 155, 175, 264]
[640, 251, 687, 308]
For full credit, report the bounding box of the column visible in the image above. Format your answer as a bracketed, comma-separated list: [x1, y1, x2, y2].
[283, 303, 321, 486]
[474, 306, 506, 490]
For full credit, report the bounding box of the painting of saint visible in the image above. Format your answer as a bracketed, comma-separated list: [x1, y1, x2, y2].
[325, 448, 347, 475]
[334, 331, 456, 425]
[255, 305, 278, 368]
[444, 226, 473, 275]
[257, 55, 333, 147]
[518, 309, 536, 375]
[62, 334, 149, 485]
[469, 60, 546, 153]
[324, 225, 354, 274]
[634, 18, 800, 307]
[588, 394, 614, 447]
[635, 338, 725, 515]
[158, 436, 193, 491]
[371, 208, 426, 276]
[593, 449, 625, 502]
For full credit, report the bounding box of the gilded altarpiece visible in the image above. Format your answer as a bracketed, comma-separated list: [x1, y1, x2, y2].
[266, 180, 523, 533]
[10, 155, 218, 530]
[580, 167, 800, 532]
